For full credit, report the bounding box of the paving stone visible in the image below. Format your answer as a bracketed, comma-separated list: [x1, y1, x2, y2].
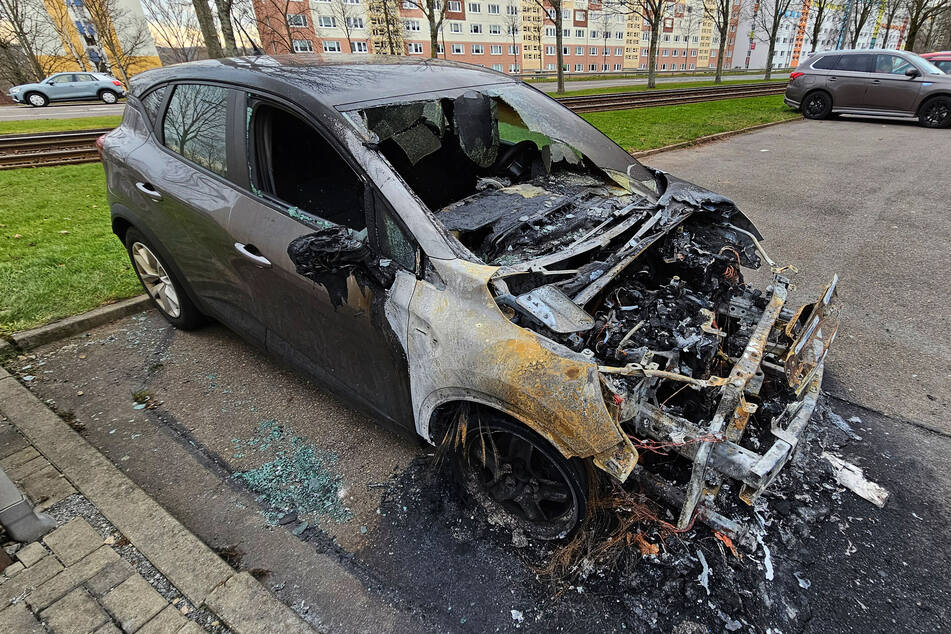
[177, 622, 205, 634]
[94, 623, 123, 634]
[138, 604, 188, 634]
[44, 517, 104, 566]
[27, 546, 119, 610]
[3, 562, 25, 577]
[20, 465, 76, 511]
[0, 554, 62, 606]
[0, 601, 45, 633]
[0, 446, 39, 471]
[15, 542, 47, 567]
[86, 559, 135, 598]
[0, 422, 29, 460]
[205, 572, 313, 634]
[7, 455, 50, 482]
[41, 587, 109, 634]
[101, 573, 167, 633]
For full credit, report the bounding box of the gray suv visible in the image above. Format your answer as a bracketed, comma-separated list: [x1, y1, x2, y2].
[785, 49, 951, 128]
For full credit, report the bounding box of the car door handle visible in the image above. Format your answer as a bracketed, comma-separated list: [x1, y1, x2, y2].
[234, 242, 271, 268]
[135, 182, 162, 201]
[828, 76, 837, 81]
[871, 79, 881, 84]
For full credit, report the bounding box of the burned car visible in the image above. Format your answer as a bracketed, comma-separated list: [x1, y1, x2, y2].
[102, 55, 839, 542]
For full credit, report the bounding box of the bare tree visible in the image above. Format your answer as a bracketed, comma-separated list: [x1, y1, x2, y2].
[215, 0, 239, 55]
[591, 9, 612, 73]
[255, 0, 315, 53]
[703, 0, 732, 83]
[804, 0, 834, 52]
[846, 0, 875, 47]
[503, 0, 521, 71]
[323, 0, 359, 53]
[0, 0, 56, 80]
[531, 0, 565, 93]
[0, 32, 39, 85]
[45, 0, 90, 70]
[754, 0, 795, 80]
[142, 0, 203, 63]
[612, 0, 670, 88]
[680, 1, 700, 71]
[402, 0, 447, 58]
[192, 0, 223, 57]
[872, 0, 903, 47]
[903, 0, 951, 50]
[82, 0, 153, 82]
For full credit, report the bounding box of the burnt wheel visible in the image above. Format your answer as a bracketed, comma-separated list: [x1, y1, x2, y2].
[918, 96, 951, 129]
[455, 414, 587, 540]
[802, 91, 832, 120]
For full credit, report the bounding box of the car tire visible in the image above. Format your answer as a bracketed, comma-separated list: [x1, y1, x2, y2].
[25, 92, 48, 107]
[99, 89, 119, 104]
[124, 228, 204, 330]
[918, 96, 951, 129]
[453, 412, 588, 540]
[801, 91, 832, 120]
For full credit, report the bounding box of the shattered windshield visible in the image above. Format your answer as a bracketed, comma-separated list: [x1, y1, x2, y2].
[343, 84, 660, 264]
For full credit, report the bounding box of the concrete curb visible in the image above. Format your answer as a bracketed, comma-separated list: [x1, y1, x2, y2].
[0, 366, 315, 633]
[9, 295, 151, 352]
[631, 116, 803, 159]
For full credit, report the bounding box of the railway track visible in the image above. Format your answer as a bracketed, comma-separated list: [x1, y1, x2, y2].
[0, 82, 788, 168]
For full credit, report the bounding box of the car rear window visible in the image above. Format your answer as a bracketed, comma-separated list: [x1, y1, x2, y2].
[812, 55, 840, 70]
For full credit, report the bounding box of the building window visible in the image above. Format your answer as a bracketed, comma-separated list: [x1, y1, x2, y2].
[323, 40, 341, 52]
[489, 24, 501, 34]
[452, 43, 464, 54]
[472, 44, 484, 54]
[318, 15, 336, 27]
[575, 46, 583, 55]
[614, 63, 621, 70]
[343, 0, 359, 3]
[691, 49, 697, 56]
[407, 42, 424, 54]
[589, 63, 596, 70]
[662, 49, 668, 56]
[575, 29, 584, 38]
[546, 45, 555, 55]
[450, 22, 462, 32]
[641, 48, 648, 55]
[546, 63, 555, 70]
[492, 63, 503, 70]
[575, 10, 585, 20]
[287, 14, 307, 26]
[574, 63, 583, 71]
[507, 5, 517, 14]
[404, 19, 420, 31]
[590, 47, 598, 55]
[436, 42, 444, 52]
[661, 63, 666, 69]
[470, 23, 482, 33]
[448, 0, 461, 10]
[491, 44, 502, 54]
[401, 0, 413, 7]
[508, 44, 518, 54]
[292, 39, 313, 52]
[641, 32, 649, 41]
[468, 2, 480, 12]
[616, 47, 623, 56]
[509, 63, 520, 72]
[545, 26, 555, 36]
[562, 46, 569, 55]
[615, 31, 624, 39]
[353, 41, 368, 52]
[488, 3, 499, 13]
[345, 16, 364, 28]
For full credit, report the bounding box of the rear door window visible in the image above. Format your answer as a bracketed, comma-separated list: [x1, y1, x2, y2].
[875, 54, 916, 75]
[140, 86, 168, 124]
[835, 54, 874, 73]
[162, 84, 230, 177]
[812, 55, 840, 70]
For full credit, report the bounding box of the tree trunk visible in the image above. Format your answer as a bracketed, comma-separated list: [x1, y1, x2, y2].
[429, 15, 439, 57]
[715, 28, 726, 83]
[904, 23, 919, 50]
[648, 25, 659, 88]
[193, 0, 223, 57]
[555, 8, 565, 93]
[765, 37, 776, 80]
[216, 0, 237, 56]
[811, 18, 821, 53]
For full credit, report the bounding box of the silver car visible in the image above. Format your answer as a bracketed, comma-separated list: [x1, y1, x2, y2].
[8, 72, 126, 107]
[784, 49, 951, 128]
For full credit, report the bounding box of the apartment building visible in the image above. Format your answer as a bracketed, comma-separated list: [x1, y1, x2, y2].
[254, 0, 750, 74]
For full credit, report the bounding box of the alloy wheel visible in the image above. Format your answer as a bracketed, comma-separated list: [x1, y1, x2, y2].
[131, 242, 181, 318]
[804, 94, 827, 118]
[923, 101, 950, 127]
[101, 91, 117, 104]
[28, 93, 46, 106]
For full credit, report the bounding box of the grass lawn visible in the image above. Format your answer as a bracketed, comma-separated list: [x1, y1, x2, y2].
[0, 163, 141, 335]
[560, 78, 777, 98]
[582, 95, 800, 152]
[0, 116, 122, 136]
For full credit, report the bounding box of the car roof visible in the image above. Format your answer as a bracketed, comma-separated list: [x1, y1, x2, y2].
[815, 49, 916, 55]
[129, 54, 518, 108]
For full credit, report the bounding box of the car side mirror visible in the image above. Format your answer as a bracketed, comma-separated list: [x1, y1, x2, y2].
[46, 80, 55, 85]
[905, 67, 921, 78]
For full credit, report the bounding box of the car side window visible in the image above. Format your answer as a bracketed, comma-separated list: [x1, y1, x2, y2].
[835, 55, 873, 73]
[938, 61, 951, 73]
[76, 74, 95, 82]
[247, 98, 366, 234]
[875, 54, 915, 75]
[141, 86, 168, 124]
[812, 55, 840, 70]
[162, 84, 230, 177]
[380, 210, 418, 272]
[50, 74, 74, 84]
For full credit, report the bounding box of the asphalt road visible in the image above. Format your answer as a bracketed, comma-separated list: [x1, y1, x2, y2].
[0, 101, 125, 121]
[7, 118, 950, 632]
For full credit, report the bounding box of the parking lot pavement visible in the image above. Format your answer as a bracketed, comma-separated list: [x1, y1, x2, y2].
[0, 102, 124, 122]
[647, 117, 951, 435]
[4, 118, 950, 632]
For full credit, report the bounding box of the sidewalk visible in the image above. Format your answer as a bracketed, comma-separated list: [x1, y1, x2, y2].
[0, 365, 316, 634]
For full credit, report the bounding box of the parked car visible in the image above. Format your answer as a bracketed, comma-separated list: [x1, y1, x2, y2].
[8, 72, 126, 107]
[101, 56, 839, 541]
[920, 51, 951, 73]
[785, 49, 951, 128]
